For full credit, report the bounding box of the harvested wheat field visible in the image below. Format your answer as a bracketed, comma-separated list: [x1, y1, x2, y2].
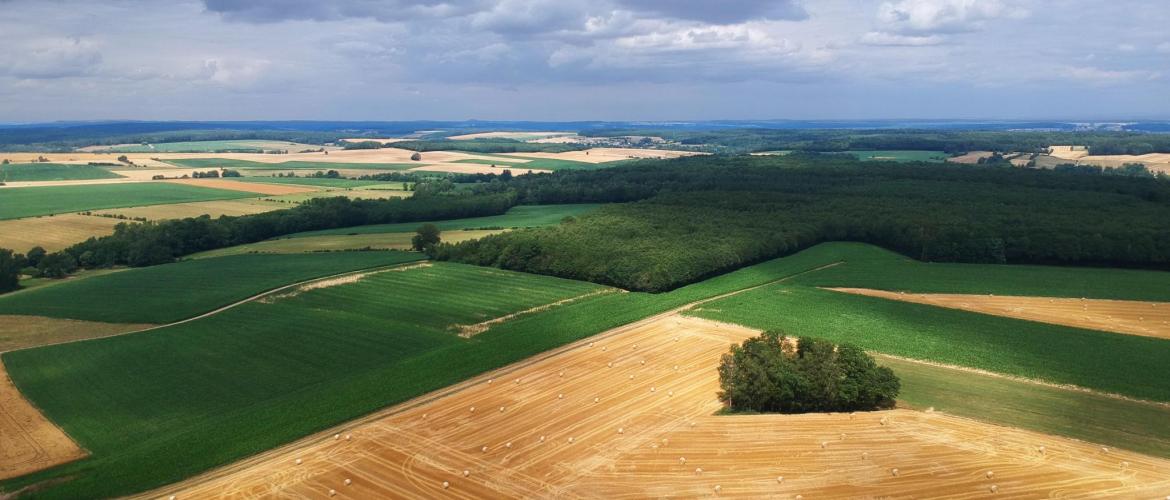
[91, 199, 286, 221]
[830, 288, 1170, 340]
[448, 131, 575, 141]
[163, 178, 320, 195]
[155, 315, 1170, 499]
[946, 151, 995, 164]
[1048, 145, 1091, 160]
[0, 214, 122, 252]
[409, 164, 551, 175]
[0, 359, 87, 480]
[0, 314, 154, 353]
[509, 147, 704, 164]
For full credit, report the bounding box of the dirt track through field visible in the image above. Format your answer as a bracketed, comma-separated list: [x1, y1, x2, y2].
[829, 288, 1170, 340]
[155, 312, 1170, 498]
[0, 360, 86, 481]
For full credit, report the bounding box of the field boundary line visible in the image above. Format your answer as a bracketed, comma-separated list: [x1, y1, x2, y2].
[137, 259, 845, 499]
[455, 288, 622, 338]
[0, 258, 427, 355]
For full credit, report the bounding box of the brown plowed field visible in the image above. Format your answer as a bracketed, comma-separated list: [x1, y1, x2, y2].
[0, 359, 86, 480]
[829, 288, 1170, 340]
[156, 315, 1170, 499]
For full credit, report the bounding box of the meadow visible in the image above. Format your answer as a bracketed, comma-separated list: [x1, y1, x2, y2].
[166, 158, 415, 170]
[0, 163, 124, 182]
[238, 177, 392, 188]
[291, 204, 601, 237]
[1, 263, 610, 498]
[0, 183, 252, 220]
[0, 252, 422, 324]
[189, 230, 503, 259]
[846, 150, 949, 162]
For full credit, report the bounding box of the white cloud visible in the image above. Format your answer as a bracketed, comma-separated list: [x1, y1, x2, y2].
[876, 0, 1027, 34]
[1058, 65, 1161, 85]
[859, 31, 945, 46]
[1, 38, 102, 79]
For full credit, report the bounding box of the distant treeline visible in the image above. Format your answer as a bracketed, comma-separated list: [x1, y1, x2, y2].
[580, 129, 1170, 155]
[0, 194, 509, 280]
[436, 154, 1170, 291]
[348, 139, 586, 154]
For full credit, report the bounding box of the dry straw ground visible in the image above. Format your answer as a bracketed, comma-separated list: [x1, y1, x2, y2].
[155, 315, 1170, 499]
[0, 214, 122, 252]
[0, 360, 87, 480]
[830, 289, 1170, 341]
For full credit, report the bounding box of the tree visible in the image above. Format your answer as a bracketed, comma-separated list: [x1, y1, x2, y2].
[412, 223, 441, 253]
[26, 246, 46, 268]
[36, 252, 78, 279]
[499, 169, 513, 182]
[117, 155, 130, 163]
[410, 152, 422, 161]
[0, 248, 21, 293]
[718, 332, 899, 414]
[2, 159, 9, 165]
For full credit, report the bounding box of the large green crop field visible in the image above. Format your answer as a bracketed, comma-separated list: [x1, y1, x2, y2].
[0, 163, 124, 182]
[166, 158, 415, 171]
[290, 203, 602, 237]
[0, 183, 252, 220]
[0, 252, 423, 324]
[846, 150, 949, 162]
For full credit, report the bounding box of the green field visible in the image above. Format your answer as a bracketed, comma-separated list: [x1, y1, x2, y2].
[1, 263, 610, 498]
[0, 183, 253, 220]
[167, 158, 416, 171]
[290, 203, 602, 237]
[846, 150, 949, 162]
[188, 230, 501, 259]
[0, 163, 124, 182]
[687, 245, 1170, 403]
[94, 140, 325, 153]
[460, 153, 628, 170]
[885, 357, 1170, 459]
[0, 252, 423, 324]
[237, 177, 391, 188]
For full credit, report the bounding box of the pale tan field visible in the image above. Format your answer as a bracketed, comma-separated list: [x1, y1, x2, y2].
[0, 314, 154, 353]
[92, 199, 286, 221]
[447, 131, 576, 141]
[947, 151, 995, 164]
[829, 288, 1170, 340]
[156, 315, 1170, 499]
[338, 138, 409, 144]
[0, 359, 87, 480]
[1048, 145, 1091, 160]
[509, 147, 704, 164]
[408, 164, 551, 175]
[0, 214, 122, 252]
[162, 178, 319, 195]
[1044, 146, 1170, 174]
[190, 230, 505, 259]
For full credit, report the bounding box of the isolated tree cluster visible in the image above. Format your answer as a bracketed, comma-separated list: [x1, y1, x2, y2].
[718, 332, 900, 414]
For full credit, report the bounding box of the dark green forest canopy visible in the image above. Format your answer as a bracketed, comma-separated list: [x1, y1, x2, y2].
[436, 154, 1170, 292]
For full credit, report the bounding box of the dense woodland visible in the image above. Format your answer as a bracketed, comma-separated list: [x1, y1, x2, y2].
[581, 129, 1170, 155]
[436, 154, 1170, 291]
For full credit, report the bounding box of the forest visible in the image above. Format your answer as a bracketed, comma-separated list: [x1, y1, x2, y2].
[435, 154, 1170, 291]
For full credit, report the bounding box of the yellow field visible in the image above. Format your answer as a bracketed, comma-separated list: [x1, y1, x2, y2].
[0, 214, 123, 252]
[509, 147, 705, 164]
[447, 131, 576, 141]
[162, 178, 320, 195]
[91, 199, 286, 221]
[829, 288, 1170, 340]
[408, 164, 550, 175]
[156, 315, 1170, 499]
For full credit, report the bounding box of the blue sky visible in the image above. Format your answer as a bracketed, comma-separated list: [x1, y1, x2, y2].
[1, 0, 1168, 121]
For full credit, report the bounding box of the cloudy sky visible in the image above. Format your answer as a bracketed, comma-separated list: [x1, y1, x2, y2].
[1, 0, 1168, 121]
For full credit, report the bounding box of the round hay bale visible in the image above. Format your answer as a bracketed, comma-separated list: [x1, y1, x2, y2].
[481, 445, 488, 453]
[589, 342, 595, 347]
[673, 365, 679, 370]
[505, 442, 512, 448]
[515, 378, 521, 384]
[650, 387, 656, 392]
[714, 485, 721, 493]
[1101, 446, 1110, 453]
[862, 452, 869, 460]
[1038, 445, 1046, 455]
[674, 337, 679, 342]
[295, 458, 302, 465]
[568, 437, 575, 443]
[345, 434, 351, 440]
[607, 362, 613, 368]
[558, 393, 564, 399]
[334, 433, 340, 440]
[890, 468, 899, 476]
[559, 370, 564, 377]
[329, 489, 336, 496]
[989, 484, 998, 493]
[880, 417, 888, 426]
[633, 344, 638, 349]
[441, 481, 449, 489]
[539, 435, 546, 442]
[463, 470, 470, 477]
[695, 467, 703, 475]
[820, 441, 828, 449]
[1121, 461, 1130, 469]
[776, 476, 784, 483]
[629, 374, 635, 380]
[602, 346, 607, 351]
[795, 495, 803, 500]
[422, 414, 427, 419]
[618, 427, 624, 434]
[345, 479, 352, 486]
[170, 496, 176, 500]
[470, 406, 476, 413]
[594, 397, 600, 403]
[680, 457, 687, 464]
[985, 470, 994, 479]
[840, 433, 847, 440]
[500, 406, 506, 413]
[640, 360, 645, 365]
[668, 390, 674, 397]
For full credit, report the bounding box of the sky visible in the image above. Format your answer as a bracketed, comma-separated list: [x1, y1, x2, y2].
[1, 0, 1168, 122]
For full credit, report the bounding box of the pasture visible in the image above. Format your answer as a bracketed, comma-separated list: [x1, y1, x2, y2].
[847, 150, 949, 162]
[0, 252, 423, 324]
[160, 314, 1170, 498]
[0, 163, 123, 182]
[0, 214, 122, 252]
[90, 199, 286, 221]
[189, 230, 504, 259]
[291, 204, 601, 238]
[0, 183, 252, 220]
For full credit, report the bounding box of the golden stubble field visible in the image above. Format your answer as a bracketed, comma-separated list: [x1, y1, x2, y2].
[829, 288, 1170, 341]
[0, 359, 87, 480]
[155, 315, 1170, 499]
